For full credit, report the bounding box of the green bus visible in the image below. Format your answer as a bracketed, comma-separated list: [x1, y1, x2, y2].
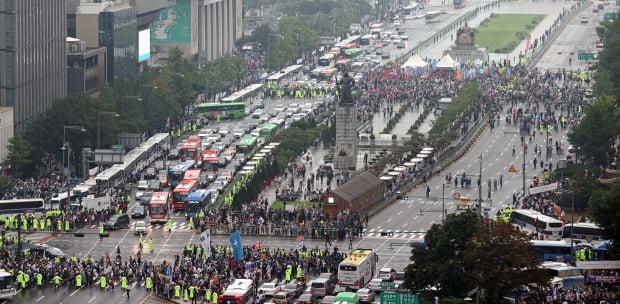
[259, 123, 279, 138]
[236, 135, 258, 156]
[195, 102, 246, 119]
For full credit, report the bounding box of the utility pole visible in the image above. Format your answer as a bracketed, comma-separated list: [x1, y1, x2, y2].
[478, 153, 482, 220]
[504, 131, 527, 197]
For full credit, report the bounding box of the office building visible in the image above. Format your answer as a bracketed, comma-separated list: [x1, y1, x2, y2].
[66, 37, 108, 95]
[0, 0, 67, 132]
[75, 0, 137, 83]
[149, 0, 242, 63]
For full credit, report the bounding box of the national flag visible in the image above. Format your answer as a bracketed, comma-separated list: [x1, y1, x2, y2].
[229, 231, 244, 260]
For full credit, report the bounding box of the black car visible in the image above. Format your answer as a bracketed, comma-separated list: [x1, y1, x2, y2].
[144, 167, 156, 179]
[103, 214, 130, 230]
[131, 205, 147, 219]
[140, 191, 153, 206]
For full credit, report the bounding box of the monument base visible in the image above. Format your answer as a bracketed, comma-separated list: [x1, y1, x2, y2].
[334, 155, 356, 171]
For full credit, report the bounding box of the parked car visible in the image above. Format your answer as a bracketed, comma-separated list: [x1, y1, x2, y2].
[366, 278, 383, 291]
[140, 191, 153, 206]
[273, 292, 293, 304]
[283, 282, 304, 298]
[131, 205, 147, 219]
[148, 180, 161, 191]
[356, 288, 375, 303]
[133, 221, 147, 235]
[144, 167, 156, 179]
[296, 293, 318, 304]
[321, 296, 336, 304]
[258, 282, 282, 297]
[168, 148, 180, 159]
[103, 214, 130, 230]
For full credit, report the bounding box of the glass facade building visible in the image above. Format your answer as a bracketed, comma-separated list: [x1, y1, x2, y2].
[99, 6, 137, 83]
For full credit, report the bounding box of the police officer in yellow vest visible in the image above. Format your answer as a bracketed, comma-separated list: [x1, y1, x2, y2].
[100, 276, 107, 289]
[75, 274, 82, 289]
[145, 277, 153, 291]
[36, 273, 43, 287]
[174, 283, 181, 299]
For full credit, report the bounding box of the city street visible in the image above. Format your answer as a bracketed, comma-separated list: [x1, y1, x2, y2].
[7, 0, 600, 303]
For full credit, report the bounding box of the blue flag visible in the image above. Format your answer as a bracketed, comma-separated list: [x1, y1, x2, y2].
[229, 231, 244, 260]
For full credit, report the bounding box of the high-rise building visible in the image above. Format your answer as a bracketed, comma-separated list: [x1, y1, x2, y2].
[0, 0, 67, 132]
[148, 0, 242, 63]
[75, 1, 137, 84]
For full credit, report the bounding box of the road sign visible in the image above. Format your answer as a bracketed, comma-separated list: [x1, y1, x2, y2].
[577, 51, 596, 61]
[508, 165, 517, 173]
[453, 192, 461, 200]
[380, 291, 420, 304]
[111, 144, 125, 151]
[604, 12, 615, 21]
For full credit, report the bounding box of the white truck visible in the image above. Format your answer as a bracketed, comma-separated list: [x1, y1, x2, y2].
[68, 194, 112, 212]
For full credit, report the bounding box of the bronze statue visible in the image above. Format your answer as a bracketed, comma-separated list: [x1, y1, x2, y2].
[338, 72, 355, 104]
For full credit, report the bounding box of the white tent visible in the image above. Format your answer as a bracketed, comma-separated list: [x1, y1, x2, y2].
[436, 54, 456, 70]
[401, 55, 429, 68]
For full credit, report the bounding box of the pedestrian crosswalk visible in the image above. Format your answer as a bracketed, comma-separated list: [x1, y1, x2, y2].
[85, 222, 196, 231]
[362, 229, 426, 239]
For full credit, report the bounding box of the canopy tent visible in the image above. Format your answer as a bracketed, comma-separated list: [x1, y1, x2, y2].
[436, 54, 456, 70]
[422, 147, 434, 152]
[380, 175, 394, 180]
[401, 54, 429, 68]
[393, 166, 407, 172]
[403, 162, 417, 167]
[387, 171, 401, 176]
[410, 158, 424, 162]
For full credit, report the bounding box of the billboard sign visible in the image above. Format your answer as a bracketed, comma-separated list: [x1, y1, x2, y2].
[150, 0, 191, 43]
[138, 29, 151, 62]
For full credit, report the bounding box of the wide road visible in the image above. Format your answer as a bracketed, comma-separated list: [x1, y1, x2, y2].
[353, 0, 597, 272]
[9, 1, 597, 303]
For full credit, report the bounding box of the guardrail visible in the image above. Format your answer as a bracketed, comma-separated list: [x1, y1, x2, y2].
[201, 225, 354, 239]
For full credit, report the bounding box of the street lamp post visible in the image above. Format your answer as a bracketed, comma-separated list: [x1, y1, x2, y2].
[505, 131, 527, 198]
[62, 125, 86, 210]
[442, 183, 450, 224]
[97, 111, 119, 149]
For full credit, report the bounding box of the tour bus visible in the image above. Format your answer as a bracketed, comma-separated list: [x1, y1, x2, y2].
[236, 135, 258, 157]
[335, 59, 352, 72]
[510, 209, 563, 240]
[453, 0, 466, 8]
[259, 123, 279, 138]
[168, 160, 196, 188]
[318, 53, 336, 67]
[195, 102, 246, 119]
[219, 279, 255, 304]
[0, 271, 17, 300]
[531, 240, 574, 263]
[359, 34, 375, 46]
[561, 222, 604, 244]
[148, 192, 170, 224]
[172, 179, 199, 211]
[185, 189, 212, 219]
[425, 11, 440, 23]
[337, 249, 377, 289]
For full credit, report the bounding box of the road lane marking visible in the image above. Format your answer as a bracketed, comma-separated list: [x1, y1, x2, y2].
[35, 296, 45, 302]
[88, 296, 96, 303]
[402, 223, 408, 228]
[386, 218, 392, 223]
[69, 287, 83, 296]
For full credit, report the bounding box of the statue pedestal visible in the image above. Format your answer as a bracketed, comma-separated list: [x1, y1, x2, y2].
[334, 103, 357, 170]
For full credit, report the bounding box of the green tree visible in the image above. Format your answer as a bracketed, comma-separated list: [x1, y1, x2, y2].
[588, 183, 620, 255]
[4, 135, 33, 177]
[402, 211, 479, 297]
[463, 220, 549, 303]
[567, 96, 619, 165]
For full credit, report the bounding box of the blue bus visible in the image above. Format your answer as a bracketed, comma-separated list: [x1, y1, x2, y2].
[185, 189, 212, 219]
[0, 199, 45, 214]
[168, 160, 196, 188]
[531, 240, 574, 263]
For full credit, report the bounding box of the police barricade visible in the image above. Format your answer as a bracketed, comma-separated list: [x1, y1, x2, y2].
[205, 224, 344, 239]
